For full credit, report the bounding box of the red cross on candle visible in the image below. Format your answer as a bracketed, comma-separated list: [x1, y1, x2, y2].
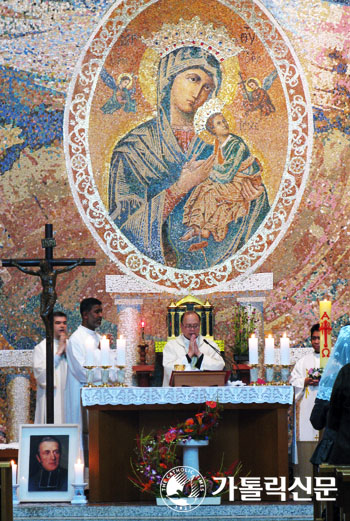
[320, 320, 332, 348]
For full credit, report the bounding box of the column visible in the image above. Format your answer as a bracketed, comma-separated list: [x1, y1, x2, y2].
[115, 298, 143, 387]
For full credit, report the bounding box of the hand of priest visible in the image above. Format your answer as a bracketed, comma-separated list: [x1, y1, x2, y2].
[56, 332, 67, 356]
[188, 334, 201, 358]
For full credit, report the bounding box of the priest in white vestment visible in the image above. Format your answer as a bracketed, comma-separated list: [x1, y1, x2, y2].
[290, 324, 320, 483]
[33, 311, 68, 424]
[162, 311, 225, 387]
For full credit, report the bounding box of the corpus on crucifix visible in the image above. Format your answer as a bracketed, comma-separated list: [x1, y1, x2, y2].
[1, 224, 96, 423]
[11, 258, 84, 329]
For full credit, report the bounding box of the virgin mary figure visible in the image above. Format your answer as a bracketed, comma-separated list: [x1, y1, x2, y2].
[108, 19, 270, 270]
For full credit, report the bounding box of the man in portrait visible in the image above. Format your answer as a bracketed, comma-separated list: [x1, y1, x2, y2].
[28, 435, 68, 492]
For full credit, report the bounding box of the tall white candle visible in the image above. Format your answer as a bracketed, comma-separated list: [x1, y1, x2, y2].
[100, 335, 110, 366]
[74, 458, 84, 484]
[264, 334, 275, 364]
[116, 336, 126, 366]
[85, 336, 95, 366]
[248, 334, 258, 364]
[11, 460, 17, 486]
[280, 333, 290, 365]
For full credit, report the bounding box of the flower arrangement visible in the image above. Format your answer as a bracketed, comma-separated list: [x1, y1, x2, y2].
[255, 378, 267, 386]
[307, 367, 323, 381]
[129, 401, 242, 496]
[231, 303, 258, 359]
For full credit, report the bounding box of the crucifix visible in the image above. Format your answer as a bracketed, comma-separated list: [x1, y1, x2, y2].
[1, 224, 96, 424]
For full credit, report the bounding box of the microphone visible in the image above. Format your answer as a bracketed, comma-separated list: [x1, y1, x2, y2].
[203, 337, 221, 356]
[202, 338, 240, 381]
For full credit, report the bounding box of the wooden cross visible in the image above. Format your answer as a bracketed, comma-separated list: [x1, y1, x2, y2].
[1, 224, 96, 424]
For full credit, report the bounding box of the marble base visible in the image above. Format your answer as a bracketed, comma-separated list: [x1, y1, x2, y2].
[156, 496, 221, 506]
[13, 502, 313, 520]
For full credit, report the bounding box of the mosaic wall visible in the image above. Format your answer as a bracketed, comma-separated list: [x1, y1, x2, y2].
[0, 0, 349, 438]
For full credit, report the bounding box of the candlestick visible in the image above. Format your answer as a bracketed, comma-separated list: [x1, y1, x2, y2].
[249, 364, 259, 384]
[11, 460, 17, 486]
[116, 336, 126, 366]
[280, 333, 290, 365]
[280, 365, 290, 384]
[319, 299, 332, 369]
[71, 483, 88, 504]
[74, 459, 84, 484]
[85, 336, 95, 366]
[100, 335, 110, 366]
[116, 365, 126, 386]
[101, 366, 111, 386]
[264, 334, 275, 365]
[12, 484, 19, 505]
[248, 334, 258, 365]
[265, 364, 274, 383]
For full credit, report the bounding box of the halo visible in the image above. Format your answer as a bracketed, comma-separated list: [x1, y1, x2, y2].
[117, 72, 133, 89]
[138, 48, 159, 107]
[246, 77, 261, 91]
[138, 49, 240, 108]
[194, 98, 225, 135]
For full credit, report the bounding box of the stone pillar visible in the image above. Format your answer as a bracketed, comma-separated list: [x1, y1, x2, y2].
[115, 298, 143, 387]
[0, 350, 33, 443]
[6, 374, 30, 442]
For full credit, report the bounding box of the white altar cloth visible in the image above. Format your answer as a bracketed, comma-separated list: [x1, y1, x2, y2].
[81, 385, 293, 407]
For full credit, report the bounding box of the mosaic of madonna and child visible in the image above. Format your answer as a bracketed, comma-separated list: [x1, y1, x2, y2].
[88, 2, 290, 271]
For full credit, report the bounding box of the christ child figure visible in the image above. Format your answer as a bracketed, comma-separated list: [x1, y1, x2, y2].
[181, 105, 264, 243]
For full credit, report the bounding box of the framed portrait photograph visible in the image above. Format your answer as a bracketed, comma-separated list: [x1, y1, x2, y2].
[18, 424, 79, 502]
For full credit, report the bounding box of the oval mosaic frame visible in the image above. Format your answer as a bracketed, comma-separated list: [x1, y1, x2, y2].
[64, 0, 313, 294]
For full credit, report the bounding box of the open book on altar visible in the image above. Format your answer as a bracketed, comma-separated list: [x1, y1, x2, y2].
[169, 370, 228, 387]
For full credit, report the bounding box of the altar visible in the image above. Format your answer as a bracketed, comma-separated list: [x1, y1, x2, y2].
[82, 385, 293, 503]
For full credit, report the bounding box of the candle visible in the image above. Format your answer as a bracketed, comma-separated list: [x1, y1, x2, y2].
[74, 458, 84, 484]
[319, 299, 332, 369]
[280, 333, 290, 365]
[141, 320, 145, 341]
[116, 335, 126, 366]
[85, 336, 95, 366]
[248, 334, 258, 364]
[11, 460, 17, 486]
[264, 334, 275, 365]
[100, 335, 110, 366]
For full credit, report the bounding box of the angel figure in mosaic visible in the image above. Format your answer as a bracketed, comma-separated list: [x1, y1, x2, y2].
[240, 70, 277, 116]
[180, 98, 267, 246]
[100, 69, 137, 114]
[108, 17, 270, 270]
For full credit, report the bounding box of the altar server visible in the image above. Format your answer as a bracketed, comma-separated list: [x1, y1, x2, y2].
[162, 311, 224, 386]
[65, 297, 104, 463]
[33, 311, 68, 424]
[290, 323, 320, 482]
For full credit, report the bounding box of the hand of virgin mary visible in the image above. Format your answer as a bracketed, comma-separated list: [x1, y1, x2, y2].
[175, 154, 215, 197]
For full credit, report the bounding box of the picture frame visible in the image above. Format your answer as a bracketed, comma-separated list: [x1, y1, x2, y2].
[18, 424, 79, 502]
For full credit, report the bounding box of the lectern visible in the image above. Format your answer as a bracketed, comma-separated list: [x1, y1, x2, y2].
[169, 370, 227, 387]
